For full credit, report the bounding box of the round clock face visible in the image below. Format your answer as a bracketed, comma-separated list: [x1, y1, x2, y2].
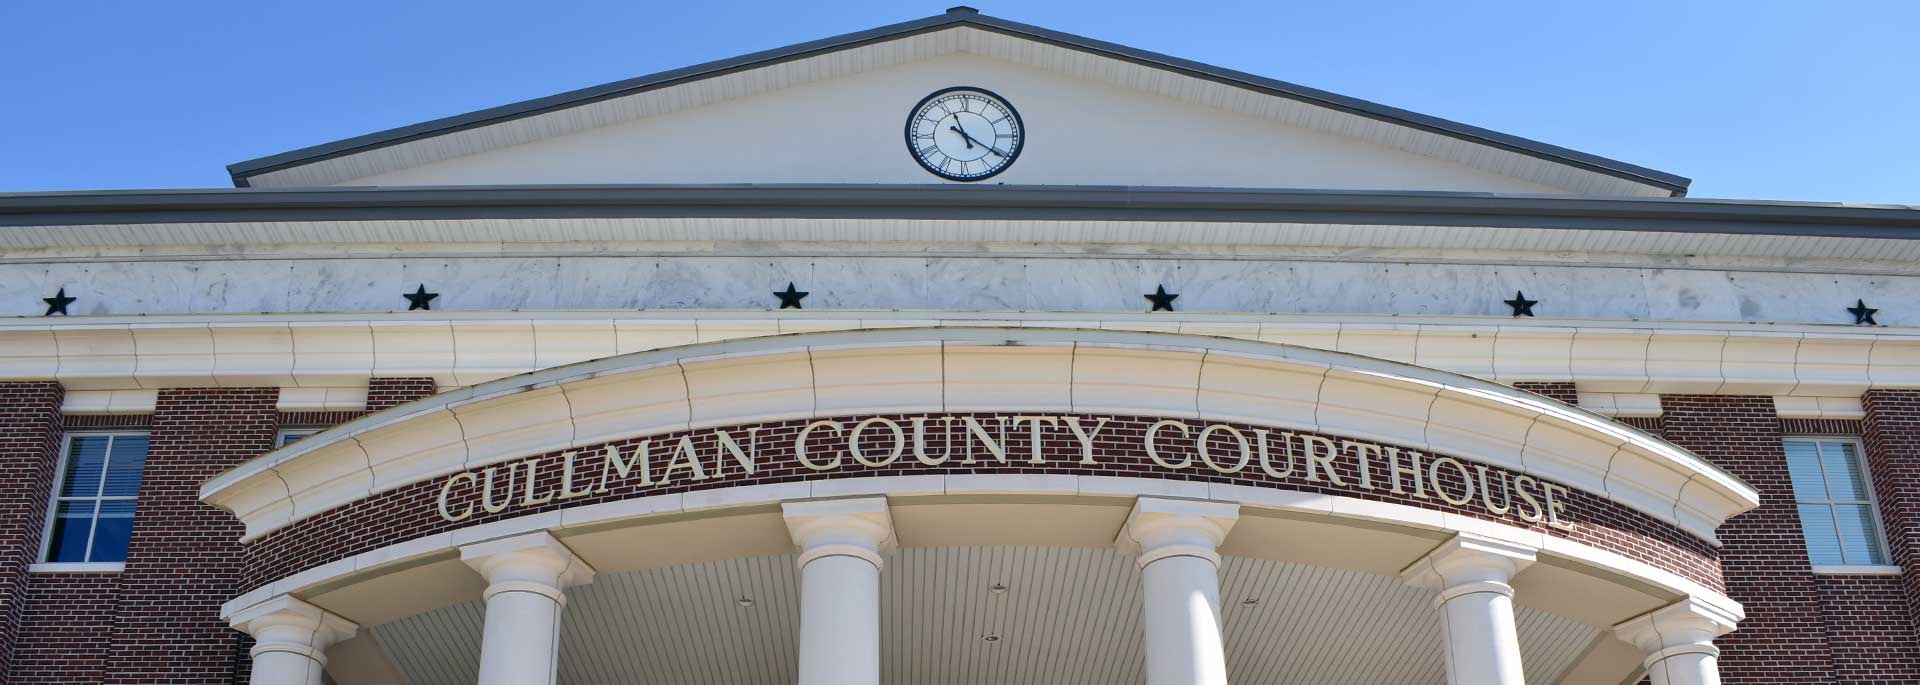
[904, 87, 1024, 181]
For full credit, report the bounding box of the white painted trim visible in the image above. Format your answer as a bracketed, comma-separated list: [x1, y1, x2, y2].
[29, 562, 124, 573]
[1810, 564, 1903, 575]
[197, 327, 1759, 545]
[1773, 396, 1867, 420]
[5, 311, 1920, 395]
[217, 476, 1744, 631]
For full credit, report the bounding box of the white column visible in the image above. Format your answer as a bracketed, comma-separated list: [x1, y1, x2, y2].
[229, 595, 359, 685]
[1614, 598, 1740, 685]
[461, 532, 596, 685]
[1116, 497, 1240, 685]
[1401, 533, 1537, 685]
[782, 497, 895, 685]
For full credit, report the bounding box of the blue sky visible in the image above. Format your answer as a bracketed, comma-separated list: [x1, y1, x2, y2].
[1, 1, 1913, 202]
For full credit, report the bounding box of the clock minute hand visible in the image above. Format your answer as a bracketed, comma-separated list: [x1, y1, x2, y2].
[947, 125, 976, 150]
[951, 125, 1009, 157]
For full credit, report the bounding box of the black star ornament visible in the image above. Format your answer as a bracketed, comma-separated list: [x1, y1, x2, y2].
[42, 288, 75, 316]
[1848, 299, 1879, 325]
[774, 283, 809, 309]
[1504, 291, 1538, 317]
[403, 284, 439, 311]
[1145, 285, 1179, 312]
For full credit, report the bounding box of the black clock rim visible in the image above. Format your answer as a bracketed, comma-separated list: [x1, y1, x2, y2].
[903, 86, 1025, 183]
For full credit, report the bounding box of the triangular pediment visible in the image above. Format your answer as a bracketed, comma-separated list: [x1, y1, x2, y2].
[229, 8, 1686, 196]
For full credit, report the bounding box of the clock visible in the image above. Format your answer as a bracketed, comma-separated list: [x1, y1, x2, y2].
[904, 87, 1024, 181]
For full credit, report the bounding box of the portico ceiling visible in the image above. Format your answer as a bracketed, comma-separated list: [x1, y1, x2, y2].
[368, 547, 1600, 685]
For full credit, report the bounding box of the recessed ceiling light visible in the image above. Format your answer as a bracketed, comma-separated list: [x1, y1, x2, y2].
[737, 597, 755, 607]
[982, 633, 1002, 643]
[990, 583, 1008, 594]
[1241, 598, 1260, 607]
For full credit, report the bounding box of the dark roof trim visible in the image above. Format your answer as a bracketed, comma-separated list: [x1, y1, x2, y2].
[5, 185, 1915, 238]
[225, 8, 1691, 195]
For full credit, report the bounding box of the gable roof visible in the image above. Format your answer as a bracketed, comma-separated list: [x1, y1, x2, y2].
[226, 6, 1690, 196]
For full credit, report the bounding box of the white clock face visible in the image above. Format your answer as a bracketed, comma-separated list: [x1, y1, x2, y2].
[905, 87, 1024, 181]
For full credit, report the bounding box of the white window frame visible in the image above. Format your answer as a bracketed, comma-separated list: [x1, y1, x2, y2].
[277, 428, 321, 448]
[1784, 435, 1898, 573]
[36, 431, 148, 571]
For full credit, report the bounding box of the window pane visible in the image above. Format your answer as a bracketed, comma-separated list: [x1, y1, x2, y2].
[43, 500, 96, 563]
[1784, 441, 1828, 501]
[1820, 442, 1870, 501]
[280, 432, 310, 447]
[88, 500, 136, 563]
[1798, 504, 1844, 565]
[99, 437, 147, 498]
[59, 436, 111, 498]
[1834, 504, 1888, 565]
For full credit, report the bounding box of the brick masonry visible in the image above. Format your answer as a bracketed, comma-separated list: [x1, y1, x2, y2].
[12, 573, 119, 683]
[1862, 390, 1920, 636]
[1660, 395, 1838, 684]
[365, 377, 437, 411]
[100, 388, 278, 685]
[0, 383, 62, 684]
[1815, 574, 1920, 681]
[1512, 381, 1579, 406]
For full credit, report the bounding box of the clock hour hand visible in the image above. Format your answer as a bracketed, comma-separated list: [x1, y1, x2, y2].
[950, 125, 1009, 158]
[947, 125, 975, 150]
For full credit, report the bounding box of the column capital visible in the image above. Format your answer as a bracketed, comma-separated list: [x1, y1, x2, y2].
[461, 531, 596, 601]
[1401, 533, 1537, 592]
[1613, 597, 1741, 669]
[228, 594, 359, 663]
[1115, 497, 1240, 568]
[783, 497, 896, 569]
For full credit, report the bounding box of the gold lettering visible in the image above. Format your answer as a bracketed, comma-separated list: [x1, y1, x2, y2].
[558, 450, 595, 499]
[1545, 483, 1574, 530]
[796, 420, 844, 471]
[910, 416, 954, 466]
[438, 471, 476, 522]
[1475, 465, 1511, 515]
[1428, 456, 1476, 506]
[1197, 424, 1250, 474]
[595, 441, 654, 493]
[520, 457, 553, 506]
[1012, 416, 1058, 464]
[850, 417, 904, 467]
[960, 417, 1008, 464]
[714, 428, 759, 476]
[660, 436, 708, 483]
[1343, 441, 1380, 490]
[480, 465, 514, 514]
[1513, 475, 1545, 523]
[1145, 420, 1192, 469]
[1302, 435, 1344, 485]
[1255, 430, 1295, 478]
[1388, 448, 1428, 499]
[1061, 416, 1109, 465]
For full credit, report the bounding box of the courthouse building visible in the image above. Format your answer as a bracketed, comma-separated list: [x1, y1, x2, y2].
[5, 7, 1920, 684]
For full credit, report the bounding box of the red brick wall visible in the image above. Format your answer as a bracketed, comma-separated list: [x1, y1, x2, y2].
[1815, 574, 1920, 681]
[13, 573, 118, 683]
[1660, 395, 1835, 684]
[0, 383, 63, 684]
[1513, 381, 1578, 406]
[365, 377, 436, 411]
[1862, 390, 1920, 636]
[101, 388, 278, 684]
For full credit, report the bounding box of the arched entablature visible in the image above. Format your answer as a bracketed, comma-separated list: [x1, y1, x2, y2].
[202, 327, 1757, 548]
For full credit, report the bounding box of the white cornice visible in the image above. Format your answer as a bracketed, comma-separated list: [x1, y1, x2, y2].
[4, 311, 1916, 396]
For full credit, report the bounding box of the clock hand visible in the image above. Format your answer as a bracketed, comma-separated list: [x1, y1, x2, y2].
[947, 125, 975, 150]
[950, 125, 1009, 157]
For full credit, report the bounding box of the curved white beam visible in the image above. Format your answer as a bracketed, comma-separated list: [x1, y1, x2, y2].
[199, 327, 1759, 543]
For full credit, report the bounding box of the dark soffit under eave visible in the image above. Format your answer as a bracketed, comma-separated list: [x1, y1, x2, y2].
[222, 8, 1692, 196]
[5, 185, 1917, 239]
